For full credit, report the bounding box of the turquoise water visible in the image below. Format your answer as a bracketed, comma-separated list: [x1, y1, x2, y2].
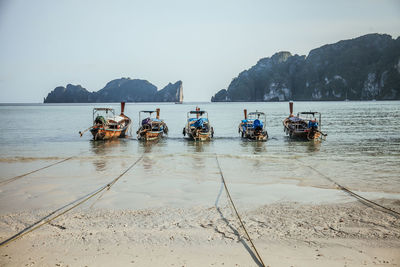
[0, 101, 399, 212]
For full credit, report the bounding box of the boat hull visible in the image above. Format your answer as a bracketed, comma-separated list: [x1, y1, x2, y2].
[187, 133, 211, 141]
[242, 133, 268, 141]
[283, 118, 321, 141]
[90, 125, 130, 140]
[138, 131, 164, 141]
[239, 126, 268, 141]
[185, 129, 212, 141]
[184, 124, 213, 141]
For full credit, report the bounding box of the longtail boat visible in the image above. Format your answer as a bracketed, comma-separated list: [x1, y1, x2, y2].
[283, 101, 326, 141]
[79, 102, 132, 140]
[183, 107, 214, 141]
[136, 109, 168, 141]
[238, 109, 268, 141]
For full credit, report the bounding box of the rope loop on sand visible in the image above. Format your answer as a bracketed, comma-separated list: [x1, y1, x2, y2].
[0, 157, 74, 187]
[215, 154, 266, 267]
[297, 159, 400, 218]
[0, 154, 144, 247]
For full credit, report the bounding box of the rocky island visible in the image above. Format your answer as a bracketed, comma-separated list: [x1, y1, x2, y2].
[212, 33, 400, 101]
[44, 79, 183, 103]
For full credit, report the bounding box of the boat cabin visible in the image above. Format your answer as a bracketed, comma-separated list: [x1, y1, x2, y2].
[187, 110, 210, 132]
[290, 111, 321, 132]
[138, 109, 165, 132]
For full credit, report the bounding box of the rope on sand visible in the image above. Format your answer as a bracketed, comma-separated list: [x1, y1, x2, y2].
[0, 155, 144, 247]
[0, 157, 74, 187]
[297, 159, 400, 217]
[215, 155, 266, 267]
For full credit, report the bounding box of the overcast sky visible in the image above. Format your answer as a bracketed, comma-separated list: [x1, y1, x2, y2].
[0, 0, 399, 103]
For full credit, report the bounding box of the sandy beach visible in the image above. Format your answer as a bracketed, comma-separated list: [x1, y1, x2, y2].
[1, 198, 399, 266]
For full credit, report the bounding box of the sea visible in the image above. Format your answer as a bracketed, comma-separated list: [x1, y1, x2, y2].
[0, 101, 399, 212]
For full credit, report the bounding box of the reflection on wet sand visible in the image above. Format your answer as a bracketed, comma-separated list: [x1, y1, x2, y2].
[138, 139, 159, 154]
[306, 140, 321, 152]
[185, 140, 211, 153]
[138, 139, 167, 171]
[90, 139, 125, 171]
[239, 140, 267, 154]
[284, 137, 321, 153]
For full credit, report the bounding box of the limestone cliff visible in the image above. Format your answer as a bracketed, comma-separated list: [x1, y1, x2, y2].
[211, 34, 400, 101]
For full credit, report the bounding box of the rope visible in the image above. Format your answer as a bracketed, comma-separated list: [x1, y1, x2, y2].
[79, 126, 93, 137]
[296, 159, 400, 217]
[0, 154, 144, 247]
[89, 154, 144, 208]
[0, 157, 73, 187]
[215, 155, 266, 267]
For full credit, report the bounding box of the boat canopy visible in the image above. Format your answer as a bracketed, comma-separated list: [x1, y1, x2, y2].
[189, 110, 206, 115]
[140, 110, 156, 114]
[94, 108, 114, 111]
[248, 111, 265, 116]
[299, 112, 319, 115]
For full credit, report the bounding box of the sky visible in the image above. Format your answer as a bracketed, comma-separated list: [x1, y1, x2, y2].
[0, 0, 399, 103]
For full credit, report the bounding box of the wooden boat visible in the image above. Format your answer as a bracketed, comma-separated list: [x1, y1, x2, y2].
[136, 109, 168, 141]
[79, 102, 132, 140]
[238, 109, 268, 141]
[183, 107, 214, 141]
[283, 101, 326, 141]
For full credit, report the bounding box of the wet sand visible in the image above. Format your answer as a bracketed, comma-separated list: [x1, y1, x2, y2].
[1, 154, 400, 266]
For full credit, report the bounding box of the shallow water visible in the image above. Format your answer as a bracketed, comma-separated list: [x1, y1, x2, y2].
[0, 101, 399, 212]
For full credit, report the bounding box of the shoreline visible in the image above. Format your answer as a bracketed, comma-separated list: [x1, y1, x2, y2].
[1, 199, 399, 266]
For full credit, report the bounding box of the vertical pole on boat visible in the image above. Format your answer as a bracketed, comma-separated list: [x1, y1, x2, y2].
[289, 101, 293, 116]
[156, 108, 160, 119]
[319, 112, 322, 132]
[121, 102, 126, 115]
[244, 109, 247, 120]
[196, 106, 200, 119]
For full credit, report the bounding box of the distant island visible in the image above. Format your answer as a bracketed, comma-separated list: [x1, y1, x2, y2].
[44, 79, 183, 103]
[211, 33, 400, 102]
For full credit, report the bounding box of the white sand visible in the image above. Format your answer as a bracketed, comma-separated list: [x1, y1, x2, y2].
[1, 199, 399, 266]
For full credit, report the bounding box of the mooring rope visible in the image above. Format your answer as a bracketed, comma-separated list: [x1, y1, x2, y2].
[0, 154, 144, 247]
[296, 159, 400, 217]
[215, 155, 266, 267]
[0, 157, 74, 187]
[89, 154, 144, 208]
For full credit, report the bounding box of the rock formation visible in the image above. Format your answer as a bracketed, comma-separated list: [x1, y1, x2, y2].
[44, 78, 183, 103]
[211, 34, 400, 101]
[154, 81, 183, 102]
[43, 84, 91, 103]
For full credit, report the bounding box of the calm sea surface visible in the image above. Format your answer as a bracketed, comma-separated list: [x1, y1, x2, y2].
[0, 101, 399, 212]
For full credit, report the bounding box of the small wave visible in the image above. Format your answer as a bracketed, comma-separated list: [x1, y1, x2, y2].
[0, 156, 66, 163]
